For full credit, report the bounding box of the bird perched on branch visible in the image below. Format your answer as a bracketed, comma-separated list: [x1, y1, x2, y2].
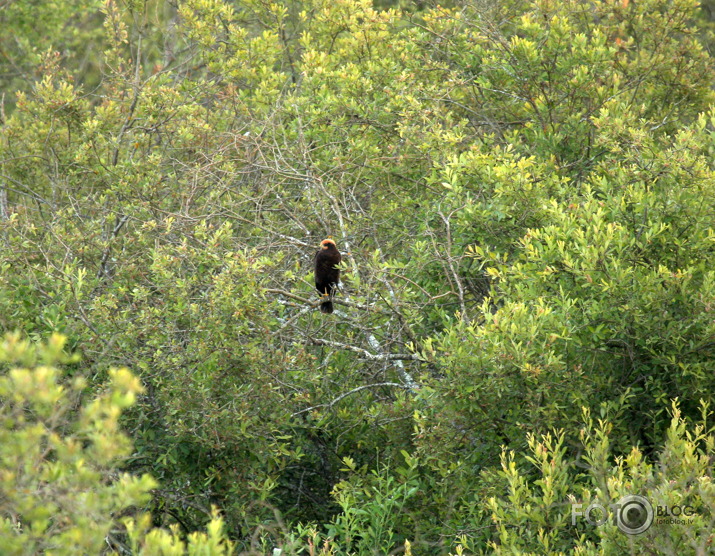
[314, 238, 341, 314]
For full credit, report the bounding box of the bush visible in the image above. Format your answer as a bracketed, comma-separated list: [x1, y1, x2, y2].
[0, 333, 233, 555]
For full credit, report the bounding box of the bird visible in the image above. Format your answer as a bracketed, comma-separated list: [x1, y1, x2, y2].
[314, 238, 342, 314]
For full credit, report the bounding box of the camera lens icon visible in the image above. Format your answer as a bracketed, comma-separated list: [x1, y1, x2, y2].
[616, 495, 653, 535]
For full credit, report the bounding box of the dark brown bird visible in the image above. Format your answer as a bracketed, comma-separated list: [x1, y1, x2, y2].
[314, 238, 341, 314]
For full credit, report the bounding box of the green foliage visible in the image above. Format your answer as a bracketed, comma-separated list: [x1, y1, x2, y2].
[0, 0, 103, 111]
[327, 453, 420, 554]
[0, 333, 233, 555]
[2, 0, 715, 552]
[484, 402, 715, 555]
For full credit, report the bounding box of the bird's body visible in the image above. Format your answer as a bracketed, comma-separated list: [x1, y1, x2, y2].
[314, 238, 341, 314]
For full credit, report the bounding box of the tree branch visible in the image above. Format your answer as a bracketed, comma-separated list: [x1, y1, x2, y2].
[97, 213, 130, 280]
[265, 288, 384, 313]
[308, 337, 425, 363]
[291, 382, 412, 417]
[366, 333, 420, 391]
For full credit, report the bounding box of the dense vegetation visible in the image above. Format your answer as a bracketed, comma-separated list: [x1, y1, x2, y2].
[2, 0, 715, 553]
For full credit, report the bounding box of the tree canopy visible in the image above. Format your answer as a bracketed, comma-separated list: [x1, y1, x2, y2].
[1, 0, 715, 553]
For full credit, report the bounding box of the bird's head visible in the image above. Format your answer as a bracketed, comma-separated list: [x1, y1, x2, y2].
[320, 238, 337, 249]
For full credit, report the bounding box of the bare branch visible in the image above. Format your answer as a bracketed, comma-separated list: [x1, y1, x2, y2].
[112, 34, 143, 167]
[437, 207, 469, 324]
[366, 333, 420, 391]
[291, 382, 412, 417]
[265, 288, 385, 313]
[308, 337, 425, 363]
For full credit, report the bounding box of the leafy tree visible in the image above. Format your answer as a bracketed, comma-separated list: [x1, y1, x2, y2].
[1, 0, 715, 552]
[484, 402, 715, 555]
[0, 333, 233, 554]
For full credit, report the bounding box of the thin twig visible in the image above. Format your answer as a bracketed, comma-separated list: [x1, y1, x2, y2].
[97, 214, 130, 280]
[308, 337, 425, 363]
[265, 288, 382, 313]
[292, 382, 411, 417]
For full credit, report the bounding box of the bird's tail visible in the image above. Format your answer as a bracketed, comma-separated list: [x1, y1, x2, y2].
[320, 300, 334, 314]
